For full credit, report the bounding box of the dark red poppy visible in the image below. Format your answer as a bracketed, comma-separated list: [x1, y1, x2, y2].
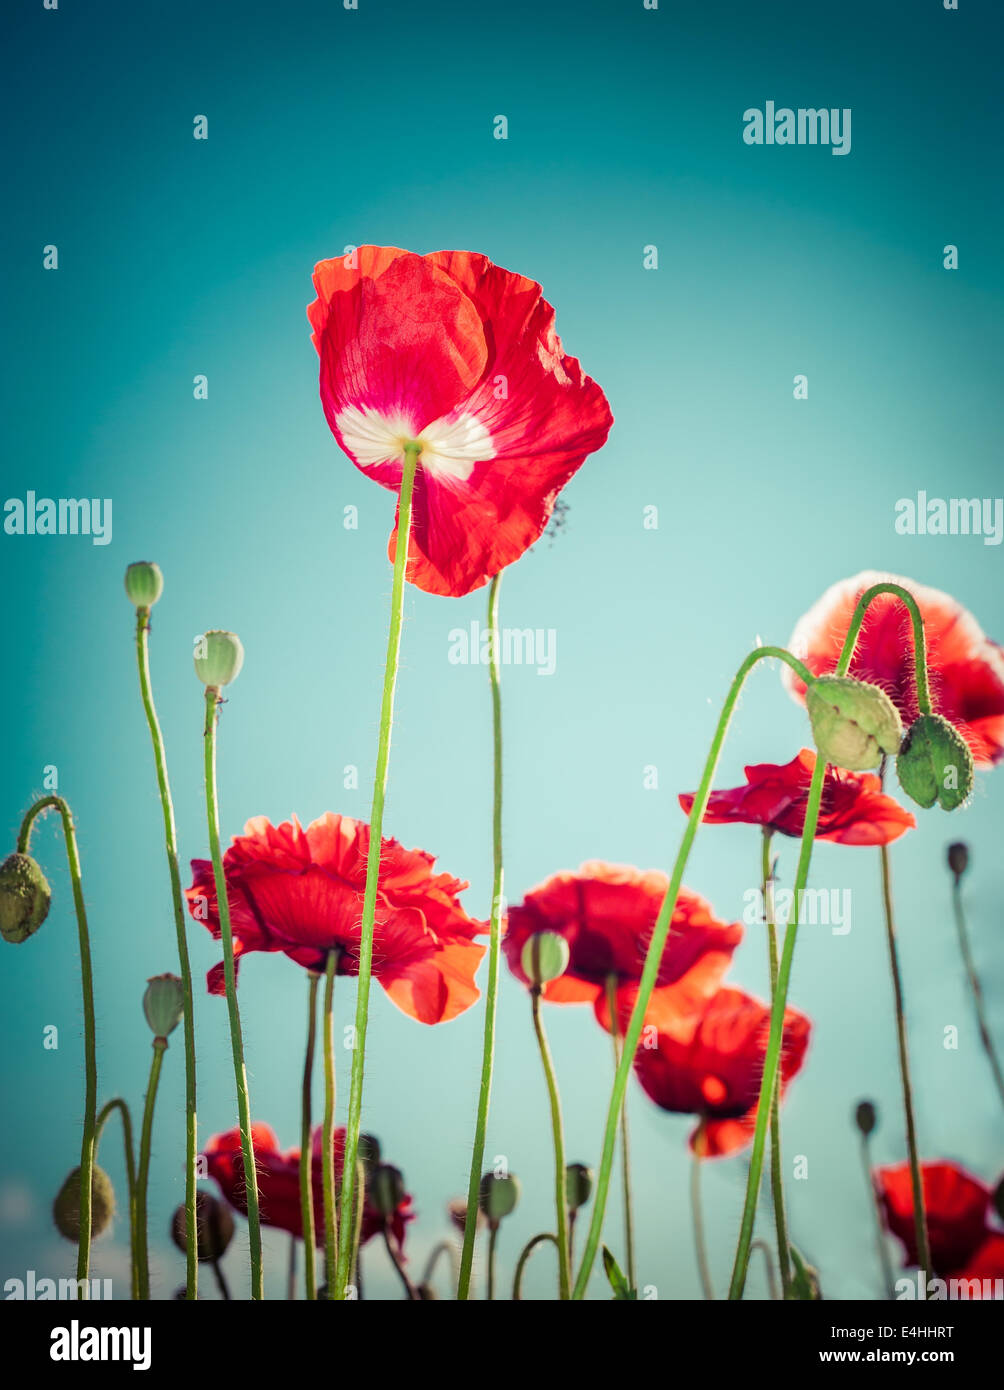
[204, 1122, 412, 1250]
[678, 748, 916, 846]
[186, 813, 486, 1025]
[631, 987, 811, 1157]
[953, 1233, 1004, 1294]
[503, 861, 742, 1032]
[783, 571, 1004, 767]
[875, 1161, 999, 1275]
[307, 246, 613, 597]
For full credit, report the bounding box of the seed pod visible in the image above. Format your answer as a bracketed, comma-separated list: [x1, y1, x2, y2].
[193, 630, 244, 688]
[521, 931, 570, 988]
[143, 974, 185, 1039]
[854, 1100, 877, 1136]
[478, 1171, 520, 1224]
[947, 842, 969, 878]
[124, 561, 164, 609]
[566, 1162, 594, 1212]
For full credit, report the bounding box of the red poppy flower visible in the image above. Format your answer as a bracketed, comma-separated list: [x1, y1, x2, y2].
[875, 1161, 998, 1275]
[307, 246, 613, 597]
[186, 813, 486, 1025]
[953, 1233, 1004, 1294]
[204, 1123, 412, 1250]
[783, 571, 1004, 767]
[632, 987, 811, 1158]
[678, 749, 916, 846]
[503, 862, 742, 1034]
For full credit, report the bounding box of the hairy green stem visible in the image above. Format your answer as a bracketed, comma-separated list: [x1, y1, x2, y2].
[322, 950, 339, 1293]
[605, 973, 636, 1289]
[531, 986, 571, 1298]
[95, 1097, 137, 1299]
[835, 581, 931, 715]
[300, 972, 320, 1300]
[762, 830, 792, 1295]
[860, 1133, 895, 1300]
[513, 1232, 559, 1300]
[135, 1038, 167, 1300]
[951, 876, 1004, 1106]
[691, 1132, 714, 1300]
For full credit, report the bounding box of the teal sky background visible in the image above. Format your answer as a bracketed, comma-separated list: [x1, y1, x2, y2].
[1, 0, 1002, 1300]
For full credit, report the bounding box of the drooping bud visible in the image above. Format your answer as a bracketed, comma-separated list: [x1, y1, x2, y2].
[53, 1165, 115, 1242]
[521, 931, 570, 988]
[143, 974, 185, 1039]
[854, 1100, 877, 1136]
[947, 842, 970, 879]
[171, 1191, 234, 1263]
[806, 676, 903, 771]
[370, 1164, 407, 1220]
[357, 1133, 381, 1174]
[478, 1171, 520, 1225]
[124, 561, 164, 609]
[0, 853, 51, 945]
[193, 630, 244, 688]
[566, 1162, 594, 1212]
[897, 714, 974, 812]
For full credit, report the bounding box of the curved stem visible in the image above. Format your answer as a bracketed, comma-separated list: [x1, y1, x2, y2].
[211, 1258, 231, 1300]
[383, 1226, 418, 1300]
[571, 644, 814, 1298]
[860, 1134, 895, 1300]
[299, 972, 320, 1300]
[727, 752, 827, 1299]
[512, 1232, 559, 1300]
[605, 973, 636, 1289]
[203, 687, 263, 1298]
[458, 570, 506, 1299]
[335, 441, 420, 1300]
[951, 877, 1004, 1106]
[691, 1131, 714, 1300]
[135, 1038, 167, 1300]
[134, 608, 198, 1299]
[322, 950, 339, 1293]
[762, 830, 792, 1295]
[422, 1240, 460, 1296]
[95, 1098, 138, 1300]
[18, 796, 97, 1293]
[530, 986, 571, 1298]
[487, 1222, 499, 1301]
[834, 581, 931, 715]
[878, 832, 932, 1283]
[751, 1239, 779, 1301]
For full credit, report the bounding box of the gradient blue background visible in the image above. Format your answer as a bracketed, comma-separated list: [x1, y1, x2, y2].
[2, 0, 1002, 1300]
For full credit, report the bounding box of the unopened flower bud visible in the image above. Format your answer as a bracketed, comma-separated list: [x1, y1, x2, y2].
[193, 630, 244, 688]
[947, 842, 969, 879]
[53, 1165, 115, 1242]
[897, 714, 974, 812]
[171, 1191, 234, 1263]
[370, 1163, 406, 1220]
[143, 974, 184, 1039]
[521, 931, 570, 988]
[806, 676, 903, 771]
[566, 1162, 594, 1212]
[478, 1171, 520, 1224]
[0, 853, 51, 945]
[854, 1100, 877, 1136]
[447, 1196, 483, 1234]
[124, 561, 164, 609]
[357, 1133, 381, 1174]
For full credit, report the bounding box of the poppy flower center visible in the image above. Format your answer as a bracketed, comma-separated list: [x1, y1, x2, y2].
[336, 405, 494, 482]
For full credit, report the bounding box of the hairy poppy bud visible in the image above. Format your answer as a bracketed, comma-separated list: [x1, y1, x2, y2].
[0, 853, 51, 945]
[854, 1100, 877, 1136]
[143, 974, 184, 1039]
[358, 1133, 381, 1173]
[478, 1171, 520, 1224]
[521, 931, 570, 988]
[566, 1162, 594, 1212]
[370, 1163, 407, 1220]
[171, 1191, 234, 1263]
[947, 842, 969, 879]
[806, 676, 903, 771]
[53, 1165, 115, 1242]
[447, 1196, 482, 1235]
[897, 714, 974, 812]
[193, 630, 244, 688]
[124, 561, 164, 609]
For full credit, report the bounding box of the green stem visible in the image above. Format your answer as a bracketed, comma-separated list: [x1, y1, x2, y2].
[605, 972, 636, 1290]
[18, 797, 97, 1294]
[322, 950, 339, 1293]
[350, 1158, 365, 1299]
[212, 1259, 231, 1300]
[458, 569, 506, 1299]
[300, 972, 320, 1300]
[951, 877, 1004, 1106]
[530, 986, 571, 1298]
[690, 1130, 714, 1299]
[761, 830, 792, 1295]
[135, 1038, 167, 1300]
[487, 1222, 499, 1301]
[570, 644, 815, 1299]
[422, 1240, 459, 1296]
[860, 1133, 895, 1300]
[834, 581, 931, 715]
[751, 1239, 779, 1301]
[878, 831, 932, 1284]
[383, 1226, 419, 1300]
[334, 441, 420, 1300]
[134, 607, 198, 1299]
[287, 1237, 297, 1300]
[95, 1098, 137, 1300]
[512, 1232, 559, 1300]
[203, 687, 263, 1298]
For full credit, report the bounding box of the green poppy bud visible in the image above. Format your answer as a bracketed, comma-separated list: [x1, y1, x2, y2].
[53, 1165, 115, 1242]
[193, 630, 244, 688]
[947, 842, 969, 879]
[520, 931, 570, 988]
[897, 714, 974, 811]
[478, 1171, 520, 1224]
[806, 676, 903, 771]
[566, 1162, 594, 1212]
[171, 1192, 234, 1263]
[854, 1100, 877, 1136]
[143, 973, 185, 1039]
[370, 1163, 406, 1220]
[124, 561, 164, 609]
[0, 853, 51, 945]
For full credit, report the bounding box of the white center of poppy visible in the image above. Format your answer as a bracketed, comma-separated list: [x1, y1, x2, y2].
[336, 405, 494, 482]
